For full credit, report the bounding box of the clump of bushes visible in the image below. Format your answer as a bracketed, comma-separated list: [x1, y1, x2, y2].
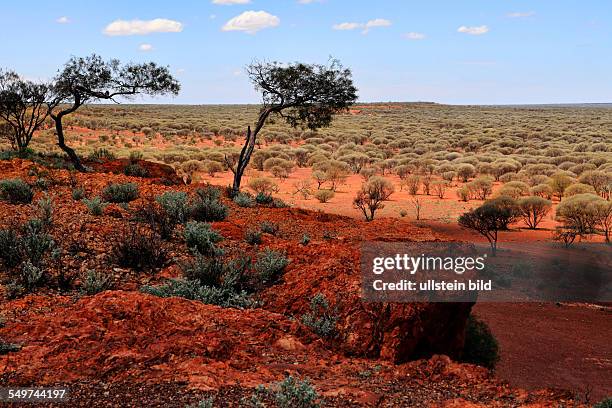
[83, 197, 107, 216]
[245, 229, 262, 245]
[191, 187, 229, 222]
[233, 192, 255, 208]
[80, 270, 112, 295]
[102, 182, 139, 203]
[0, 179, 34, 204]
[156, 191, 190, 224]
[248, 376, 320, 408]
[124, 163, 149, 177]
[461, 314, 500, 369]
[184, 221, 223, 256]
[111, 225, 166, 271]
[314, 189, 334, 203]
[260, 221, 279, 235]
[301, 293, 338, 338]
[255, 248, 289, 285]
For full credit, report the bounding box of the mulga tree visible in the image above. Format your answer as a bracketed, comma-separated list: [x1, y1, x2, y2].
[226, 59, 358, 193]
[0, 70, 50, 155]
[47, 54, 180, 171]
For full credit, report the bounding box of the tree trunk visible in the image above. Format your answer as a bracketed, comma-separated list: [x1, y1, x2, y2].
[54, 114, 85, 172]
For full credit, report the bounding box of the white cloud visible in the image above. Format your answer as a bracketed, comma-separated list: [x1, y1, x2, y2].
[507, 11, 535, 18]
[213, 0, 251, 4]
[298, 0, 322, 3]
[332, 22, 361, 31]
[457, 25, 489, 35]
[56, 16, 70, 24]
[222, 10, 280, 34]
[103, 18, 183, 36]
[403, 32, 426, 40]
[139, 43, 154, 51]
[332, 18, 391, 34]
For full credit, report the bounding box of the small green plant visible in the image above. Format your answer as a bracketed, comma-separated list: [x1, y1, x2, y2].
[111, 226, 167, 272]
[233, 192, 255, 207]
[594, 398, 612, 408]
[301, 293, 338, 338]
[124, 163, 149, 177]
[21, 219, 55, 266]
[20, 261, 45, 291]
[300, 234, 310, 245]
[187, 397, 214, 408]
[88, 148, 115, 161]
[255, 192, 274, 205]
[254, 248, 289, 285]
[5, 281, 25, 299]
[275, 376, 320, 408]
[0, 227, 23, 268]
[36, 194, 54, 227]
[184, 221, 223, 256]
[399, 209, 408, 217]
[0, 340, 21, 355]
[314, 189, 334, 203]
[245, 228, 263, 245]
[190, 192, 229, 222]
[260, 221, 279, 235]
[83, 196, 107, 216]
[72, 187, 85, 201]
[461, 314, 500, 369]
[80, 270, 112, 295]
[156, 191, 190, 224]
[101, 182, 139, 203]
[0, 179, 34, 204]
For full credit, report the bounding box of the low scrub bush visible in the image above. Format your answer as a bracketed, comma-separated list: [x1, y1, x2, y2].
[233, 192, 255, 208]
[72, 187, 85, 201]
[314, 189, 334, 203]
[260, 221, 279, 235]
[21, 219, 55, 267]
[184, 221, 223, 256]
[80, 270, 112, 295]
[301, 293, 338, 338]
[190, 189, 229, 222]
[0, 179, 34, 204]
[0, 227, 23, 268]
[245, 229, 262, 245]
[461, 314, 500, 369]
[83, 196, 107, 216]
[255, 192, 274, 205]
[255, 248, 289, 285]
[101, 183, 139, 203]
[124, 163, 149, 177]
[156, 191, 190, 224]
[111, 225, 166, 271]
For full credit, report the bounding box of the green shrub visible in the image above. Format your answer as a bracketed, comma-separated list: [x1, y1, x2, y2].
[197, 185, 222, 201]
[245, 229, 262, 245]
[124, 163, 149, 177]
[190, 193, 229, 222]
[21, 219, 55, 266]
[80, 270, 112, 295]
[233, 192, 255, 207]
[20, 261, 45, 291]
[275, 376, 320, 408]
[461, 315, 500, 369]
[0, 340, 21, 355]
[5, 281, 25, 299]
[88, 148, 115, 161]
[184, 221, 223, 256]
[72, 187, 85, 201]
[111, 226, 166, 272]
[255, 192, 274, 205]
[101, 182, 139, 203]
[156, 191, 190, 224]
[300, 234, 311, 245]
[314, 189, 334, 203]
[260, 221, 279, 235]
[594, 398, 612, 408]
[134, 201, 177, 240]
[301, 293, 338, 338]
[255, 248, 289, 285]
[36, 194, 54, 227]
[0, 228, 23, 268]
[141, 278, 254, 309]
[0, 179, 34, 204]
[83, 196, 107, 216]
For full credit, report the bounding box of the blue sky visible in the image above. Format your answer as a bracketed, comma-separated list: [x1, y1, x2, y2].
[1, 1, 611, 104]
